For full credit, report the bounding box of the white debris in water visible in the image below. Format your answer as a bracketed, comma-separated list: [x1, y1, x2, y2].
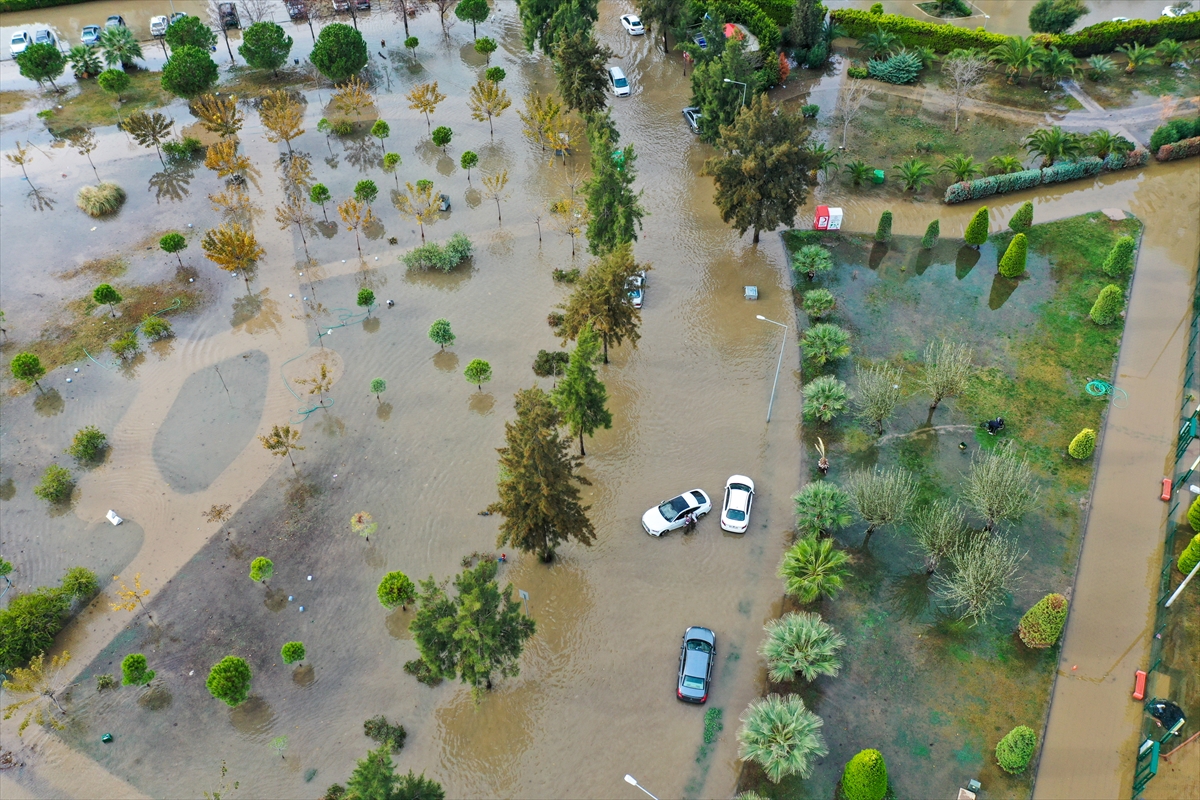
[307, 575, 313, 580]
[66, 378, 72, 383]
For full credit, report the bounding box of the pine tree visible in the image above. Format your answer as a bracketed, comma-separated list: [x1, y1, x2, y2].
[998, 233, 1027, 278]
[964, 206, 990, 247]
[557, 244, 644, 363]
[875, 210, 892, 243]
[1101, 235, 1136, 277]
[552, 324, 613, 455]
[1089, 284, 1123, 325]
[921, 219, 940, 249]
[583, 114, 645, 256]
[1009, 200, 1034, 233]
[488, 388, 596, 561]
[552, 30, 611, 116]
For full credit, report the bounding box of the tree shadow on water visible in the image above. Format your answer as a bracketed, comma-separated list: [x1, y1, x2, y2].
[955, 246, 980, 280]
[33, 388, 65, 417]
[376, 401, 393, 420]
[868, 242, 888, 270]
[988, 274, 1020, 310]
[887, 571, 934, 622]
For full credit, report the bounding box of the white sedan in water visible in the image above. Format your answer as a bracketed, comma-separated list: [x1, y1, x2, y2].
[720, 475, 755, 533]
[642, 489, 711, 536]
[620, 14, 645, 35]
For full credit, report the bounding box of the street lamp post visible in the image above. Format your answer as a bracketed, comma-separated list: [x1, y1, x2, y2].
[624, 775, 661, 800]
[757, 315, 787, 423]
[723, 78, 748, 108]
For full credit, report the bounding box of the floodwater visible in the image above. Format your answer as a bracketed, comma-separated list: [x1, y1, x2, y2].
[826, 0, 1175, 36]
[1, 2, 1198, 799]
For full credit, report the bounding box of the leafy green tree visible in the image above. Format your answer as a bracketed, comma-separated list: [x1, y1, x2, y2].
[794, 481, 852, 537]
[475, 35, 498, 64]
[249, 557, 274, 584]
[517, 0, 597, 53]
[1101, 235, 1135, 277]
[779, 535, 850, 603]
[803, 375, 849, 423]
[455, 0, 490, 38]
[409, 558, 536, 699]
[310, 183, 332, 220]
[853, 361, 902, 435]
[998, 233, 1028, 278]
[489, 386, 596, 559]
[281, 641, 306, 665]
[485, 66, 506, 83]
[15, 43, 66, 92]
[206, 656, 252, 707]
[363, 716, 407, 753]
[463, 358, 492, 391]
[428, 318, 455, 349]
[875, 210, 893, 242]
[964, 443, 1039, 531]
[165, 15, 217, 51]
[1089, 284, 1123, 325]
[370, 120, 390, 151]
[460, 151, 479, 183]
[354, 179, 379, 208]
[10, 352, 45, 389]
[371, 378, 387, 403]
[1018, 593, 1068, 648]
[921, 219, 940, 249]
[637, 0, 686, 52]
[1029, 0, 1087, 34]
[431, 126, 453, 153]
[553, 31, 611, 116]
[964, 206, 990, 247]
[239, 22, 293, 76]
[160, 232, 188, 267]
[378, 571, 417, 610]
[995, 726, 1038, 774]
[357, 287, 376, 317]
[552, 324, 612, 455]
[584, 117, 644, 256]
[704, 94, 818, 243]
[759, 612, 845, 683]
[906, 498, 967, 574]
[311, 23, 369, 83]
[121, 653, 155, 686]
[161, 46, 219, 99]
[405, 35, 419, 57]
[842, 749, 888, 800]
[67, 426, 107, 463]
[93, 283, 123, 317]
[845, 466, 917, 547]
[557, 243, 644, 363]
[737, 694, 827, 783]
[97, 68, 130, 101]
[383, 152, 402, 187]
[792, 245, 833, 281]
[99, 26, 143, 68]
[800, 323, 850, 368]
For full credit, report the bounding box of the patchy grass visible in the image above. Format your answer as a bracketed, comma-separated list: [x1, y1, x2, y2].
[967, 72, 1076, 113]
[1080, 63, 1200, 109]
[38, 71, 174, 136]
[0, 90, 32, 115]
[56, 255, 129, 281]
[221, 66, 317, 99]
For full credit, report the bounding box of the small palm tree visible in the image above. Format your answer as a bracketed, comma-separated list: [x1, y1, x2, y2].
[987, 154, 1024, 175]
[1155, 38, 1188, 67]
[1086, 130, 1133, 159]
[911, 45, 937, 69]
[1024, 125, 1084, 167]
[1117, 42, 1153, 73]
[1085, 54, 1116, 81]
[737, 694, 828, 783]
[894, 158, 935, 192]
[940, 154, 983, 182]
[801, 323, 851, 367]
[793, 481, 853, 537]
[858, 28, 900, 59]
[760, 612, 846, 683]
[807, 143, 836, 181]
[791, 245, 833, 281]
[803, 375, 850, 423]
[1033, 46, 1077, 88]
[99, 26, 143, 69]
[844, 159, 873, 186]
[779, 535, 851, 603]
[989, 36, 1040, 84]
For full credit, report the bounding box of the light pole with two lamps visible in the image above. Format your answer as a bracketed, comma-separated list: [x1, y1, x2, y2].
[624, 774, 661, 800]
[723, 78, 748, 108]
[757, 314, 788, 423]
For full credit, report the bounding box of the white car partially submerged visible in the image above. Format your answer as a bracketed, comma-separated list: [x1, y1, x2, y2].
[150, 16, 169, 37]
[620, 14, 645, 35]
[642, 489, 711, 536]
[720, 475, 755, 533]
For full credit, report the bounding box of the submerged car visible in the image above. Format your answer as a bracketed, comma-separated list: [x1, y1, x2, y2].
[10, 31, 31, 56]
[218, 3, 240, 28]
[608, 65, 631, 97]
[682, 106, 701, 134]
[720, 475, 755, 533]
[286, 1, 308, 19]
[626, 270, 646, 308]
[81, 25, 102, 46]
[642, 489, 711, 536]
[150, 16, 169, 37]
[677, 626, 715, 703]
[620, 14, 645, 35]
[105, 15, 127, 29]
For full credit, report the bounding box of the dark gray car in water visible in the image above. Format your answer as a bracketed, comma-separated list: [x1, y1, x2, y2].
[677, 626, 715, 703]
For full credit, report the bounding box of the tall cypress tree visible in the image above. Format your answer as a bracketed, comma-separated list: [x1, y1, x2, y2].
[552, 324, 613, 455]
[488, 387, 597, 560]
[584, 112, 645, 256]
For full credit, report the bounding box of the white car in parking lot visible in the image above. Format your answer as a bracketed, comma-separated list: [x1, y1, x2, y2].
[642, 489, 712, 536]
[620, 14, 645, 35]
[720, 475, 755, 533]
[10, 31, 32, 55]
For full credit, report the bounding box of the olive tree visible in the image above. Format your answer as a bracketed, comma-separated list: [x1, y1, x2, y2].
[963, 443, 1039, 531]
[845, 466, 917, 548]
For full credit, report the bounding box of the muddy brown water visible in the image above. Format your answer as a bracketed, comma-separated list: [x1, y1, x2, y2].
[1, 1, 1198, 798]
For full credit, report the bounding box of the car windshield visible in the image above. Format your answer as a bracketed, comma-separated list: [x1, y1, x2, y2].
[682, 676, 705, 689]
[686, 639, 712, 653]
[726, 509, 746, 521]
[730, 483, 750, 493]
[658, 496, 689, 519]
[614, 77, 628, 88]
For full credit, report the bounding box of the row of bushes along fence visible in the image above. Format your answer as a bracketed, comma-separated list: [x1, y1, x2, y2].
[944, 148, 1149, 204]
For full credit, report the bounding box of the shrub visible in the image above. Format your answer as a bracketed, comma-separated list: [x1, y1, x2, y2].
[331, 119, 354, 136]
[998, 233, 1027, 278]
[869, 2, 884, 13]
[206, 655, 253, 707]
[921, 219, 940, 248]
[60, 566, 98, 599]
[249, 556, 274, 583]
[142, 315, 173, 340]
[0, 588, 70, 674]
[875, 210, 892, 242]
[1018, 593, 1069, 648]
[847, 65, 869, 79]
[96, 673, 117, 692]
[364, 715, 408, 752]
[111, 330, 140, 360]
[1189, 496, 1200, 531]
[552, 268, 580, 283]
[402, 233, 473, 272]
[802, 289, 836, 319]
[1155, 135, 1200, 162]
[995, 725, 1038, 774]
[281, 641, 306, 664]
[833, 9, 1007, 53]
[867, 50, 923, 84]
[803, 375, 850, 423]
[1101, 235, 1136, 277]
[1178, 533, 1200, 575]
[842, 749, 888, 800]
[1068, 428, 1096, 459]
[76, 182, 126, 217]
[67, 426, 107, 463]
[162, 137, 204, 160]
[1060, 14, 1200, 57]
[1029, 0, 1088, 35]
[34, 464, 74, 503]
[964, 207, 989, 246]
[801, 104, 819, 118]
[1009, 201, 1034, 233]
[1089, 284, 1123, 325]
[547, 311, 565, 328]
[1041, 156, 1103, 184]
[121, 653, 155, 686]
[532, 350, 570, 377]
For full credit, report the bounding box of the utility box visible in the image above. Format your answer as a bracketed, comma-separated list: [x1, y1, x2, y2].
[814, 206, 843, 231]
[871, 169, 886, 184]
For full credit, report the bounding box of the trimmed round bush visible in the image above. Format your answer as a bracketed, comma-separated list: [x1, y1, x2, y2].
[998, 233, 1028, 278]
[964, 206, 989, 246]
[377, 571, 416, 609]
[1089, 284, 1123, 325]
[281, 641, 306, 664]
[1009, 201, 1034, 233]
[842, 748, 888, 800]
[34, 464, 74, 503]
[1189, 496, 1200, 531]
[1068, 428, 1096, 459]
[875, 210, 893, 242]
[1176, 533, 1200, 575]
[206, 655, 252, 707]
[1101, 235, 1136, 277]
[76, 182, 126, 217]
[995, 725, 1038, 774]
[921, 219, 940, 249]
[67, 425, 107, 463]
[1018, 593, 1069, 648]
[121, 653, 155, 686]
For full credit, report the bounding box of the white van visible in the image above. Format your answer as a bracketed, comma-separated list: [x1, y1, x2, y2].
[150, 15, 169, 37]
[608, 66, 631, 97]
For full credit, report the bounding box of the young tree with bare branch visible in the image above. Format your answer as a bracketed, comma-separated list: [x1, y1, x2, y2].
[202, 223, 265, 292]
[259, 424, 304, 467]
[936, 534, 1023, 625]
[963, 443, 1039, 531]
[922, 339, 974, 410]
[845, 466, 917, 548]
[276, 196, 315, 259]
[941, 51, 990, 133]
[67, 127, 100, 181]
[481, 170, 510, 223]
[191, 93, 244, 138]
[468, 78, 512, 138]
[906, 498, 967, 574]
[834, 78, 874, 149]
[853, 361, 902, 435]
[394, 179, 438, 242]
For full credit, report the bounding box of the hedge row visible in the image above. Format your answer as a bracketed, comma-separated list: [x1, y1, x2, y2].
[713, 0, 784, 53]
[831, 8, 1200, 56]
[750, 0, 796, 27]
[1155, 135, 1200, 162]
[0, 0, 88, 10]
[944, 148, 1148, 204]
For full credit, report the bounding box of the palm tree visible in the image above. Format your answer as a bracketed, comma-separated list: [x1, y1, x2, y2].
[911, 45, 937, 69]
[803, 376, 850, 423]
[987, 154, 1024, 175]
[988, 36, 1040, 84]
[1024, 125, 1084, 167]
[807, 143, 836, 181]
[844, 159, 872, 186]
[1155, 38, 1188, 67]
[99, 26, 143, 69]
[791, 245, 833, 281]
[759, 612, 846, 683]
[779, 535, 850, 604]
[940, 154, 983, 182]
[1085, 55, 1116, 81]
[893, 158, 935, 192]
[1086, 130, 1134, 159]
[858, 28, 900, 59]
[1033, 46, 1077, 88]
[1117, 42, 1153, 73]
[800, 323, 851, 367]
[737, 695, 828, 783]
[793, 481, 853, 537]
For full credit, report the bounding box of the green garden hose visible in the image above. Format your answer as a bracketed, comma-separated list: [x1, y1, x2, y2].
[1086, 380, 1129, 409]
